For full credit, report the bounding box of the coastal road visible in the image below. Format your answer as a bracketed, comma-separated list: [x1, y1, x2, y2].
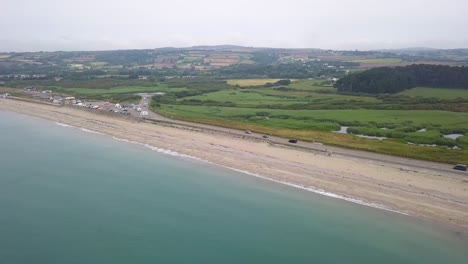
[131, 95, 465, 177]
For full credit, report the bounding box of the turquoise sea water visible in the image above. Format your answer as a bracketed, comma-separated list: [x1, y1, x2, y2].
[0, 111, 467, 264]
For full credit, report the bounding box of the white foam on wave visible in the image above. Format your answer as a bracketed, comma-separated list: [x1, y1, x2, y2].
[55, 122, 104, 135]
[220, 166, 408, 215]
[55, 122, 73, 128]
[112, 136, 204, 161]
[80, 128, 104, 135]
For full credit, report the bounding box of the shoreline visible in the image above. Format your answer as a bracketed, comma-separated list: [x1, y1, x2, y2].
[55, 122, 407, 214]
[1, 98, 468, 231]
[108, 130, 409, 215]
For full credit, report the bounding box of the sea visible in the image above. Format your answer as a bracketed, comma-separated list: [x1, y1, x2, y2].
[0, 110, 467, 264]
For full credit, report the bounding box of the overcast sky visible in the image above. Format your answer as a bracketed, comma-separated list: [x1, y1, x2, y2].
[2, 0, 467, 52]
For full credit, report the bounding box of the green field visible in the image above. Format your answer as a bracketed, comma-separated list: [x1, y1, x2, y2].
[53, 84, 187, 96]
[288, 80, 336, 91]
[47, 84, 187, 103]
[157, 106, 468, 131]
[400, 87, 468, 99]
[181, 86, 378, 108]
[351, 58, 402, 64]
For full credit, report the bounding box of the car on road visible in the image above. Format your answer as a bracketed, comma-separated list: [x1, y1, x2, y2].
[453, 164, 467, 171]
[244, 130, 252, 134]
[288, 139, 298, 143]
[262, 135, 268, 138]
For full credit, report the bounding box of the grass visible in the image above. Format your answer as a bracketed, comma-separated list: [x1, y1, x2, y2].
[53, 84, 187, 96]
[153, 104, 468, 164]
[227, 79, 284, 87]
[399, 87, 468, 99]
[156, 106, 468, 130]
[288, 80, 336, 92]
[351, 58, 402, 64]
[180, 80, 378, 108]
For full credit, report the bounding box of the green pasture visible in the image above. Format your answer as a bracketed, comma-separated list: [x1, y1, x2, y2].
[157, 106, 468, 131]
[288, 79, 334, 91]
[53, 85, 187, 96]
[180, 84, 379, 107]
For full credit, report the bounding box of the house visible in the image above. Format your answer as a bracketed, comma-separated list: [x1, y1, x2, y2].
[140, 111, 149, 116]
[115, 103, 122, 108]
[138, 76, 148, 80]
[65, 97, 75, 100]
[42, 90, 52, 94]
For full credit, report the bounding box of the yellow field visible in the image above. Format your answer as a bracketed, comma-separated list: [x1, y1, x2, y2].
[227, 79, 293, 87]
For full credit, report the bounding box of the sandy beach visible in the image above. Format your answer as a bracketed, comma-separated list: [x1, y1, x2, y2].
[1, 98, 468, 229]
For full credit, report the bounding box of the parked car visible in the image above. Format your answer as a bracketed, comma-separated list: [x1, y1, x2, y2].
[288, 139, 298, 143]
[453, 164, 467, 171]
[262, 135, 268, 138]
[244, 130, 252, 134]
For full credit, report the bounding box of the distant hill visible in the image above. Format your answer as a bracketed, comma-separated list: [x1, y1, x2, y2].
[335, 64, 468, 94]
[376, 47, 438, 53]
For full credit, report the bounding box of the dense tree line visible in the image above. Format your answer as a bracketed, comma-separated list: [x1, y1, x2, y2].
[335, 64, 468, 94]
